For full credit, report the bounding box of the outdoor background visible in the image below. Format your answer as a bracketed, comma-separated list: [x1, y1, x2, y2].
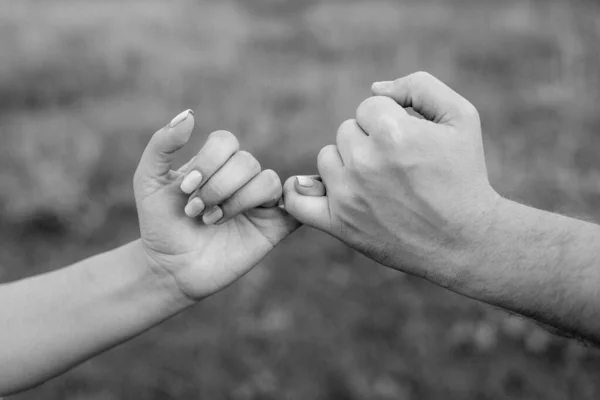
[2, 0, 600, 398]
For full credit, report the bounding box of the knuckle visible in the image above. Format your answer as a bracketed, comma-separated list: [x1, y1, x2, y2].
[403, 71, 435, 94]
[198, 131, 239, 174]
[460, 100, 480, 120]
[350, 146, 382, 173]
[393, 128, 420, 154]
[317, 145, 335, 167]
[266, 178, 283, 200]
[229, 192, 245, 211]
[409, 71, 434, 85]
[237, 150, 261, 172]
[356, 96, 396, 122]
[272, 184, 283, 200]
[208, 130, 239, 150]
[350, 150, 371, 171]
[202, 179, 225, 202]
[356, 96, 374, 112]
[356, 96, 378, 116]
[262, 169, 281, 190]
[317, 148, 330, 172]
[208, 129, 232, 140]
[336, 119, 357, 142]
[259, 169, 282, 201]
[389, 120, 412, 142]
[317, 145, 330, 159]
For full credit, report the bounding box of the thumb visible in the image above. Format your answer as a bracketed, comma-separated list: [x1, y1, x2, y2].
[283, 175, 331, 232]
[138, 109, 195, 180]
[294, 175, 326, 197]
[372, 72, 472, 125]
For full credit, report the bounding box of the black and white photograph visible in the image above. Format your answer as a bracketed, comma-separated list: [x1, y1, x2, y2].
[1, 0, 600, 399]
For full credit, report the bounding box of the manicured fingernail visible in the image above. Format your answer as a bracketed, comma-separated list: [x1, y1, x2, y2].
[203, 206, 223, 225]
[296, 176, 314, 187]
[180, 170, 203, 194]
[372, 81, 393, 92]
[169, 109, 193, 128]
[184, 197, 205, 218]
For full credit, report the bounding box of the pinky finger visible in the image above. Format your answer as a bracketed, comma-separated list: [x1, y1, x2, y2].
[215, 169, 282, 225]
[293, 175, 326, 197]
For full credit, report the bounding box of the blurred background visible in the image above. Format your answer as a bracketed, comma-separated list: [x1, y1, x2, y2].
[2, 0, 600, 398]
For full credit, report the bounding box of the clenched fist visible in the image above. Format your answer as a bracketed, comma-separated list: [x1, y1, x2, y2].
[284, 72, 502, 285]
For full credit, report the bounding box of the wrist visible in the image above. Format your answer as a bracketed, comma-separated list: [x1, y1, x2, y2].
[447, 196, 600, 341]
[449, 195, 565, 304]
[442, 189, 510, 292]
[119, 240, 197, 312]
[0, 239, 198, 392]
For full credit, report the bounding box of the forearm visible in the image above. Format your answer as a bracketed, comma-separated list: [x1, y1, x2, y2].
[0, 239, 194, 395]
[451, 199, 600, 343]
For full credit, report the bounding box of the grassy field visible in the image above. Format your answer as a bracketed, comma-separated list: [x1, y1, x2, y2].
[2, 0, 600, 398]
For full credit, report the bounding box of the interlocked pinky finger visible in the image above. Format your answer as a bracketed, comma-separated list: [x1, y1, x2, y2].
[214, 169, 282, 225]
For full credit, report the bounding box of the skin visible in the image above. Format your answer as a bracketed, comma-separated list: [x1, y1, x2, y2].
[285, 72, 600, 345]
[136, 112, 299, 300]
[0, 110, 300, 395]
[4, 72, 598, 393]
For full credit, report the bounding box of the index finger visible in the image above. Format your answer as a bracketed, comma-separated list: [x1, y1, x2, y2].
[372, 71, 475, 125]
[355, 96, 410, 138]
[179, 130, 239, 195]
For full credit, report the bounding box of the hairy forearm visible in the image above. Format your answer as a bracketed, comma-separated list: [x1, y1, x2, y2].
[451, 199, 600, 343]
[0, 240, 193, 395]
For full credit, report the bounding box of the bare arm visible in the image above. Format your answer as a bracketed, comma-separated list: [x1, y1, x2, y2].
[0, 240, 190, 394]
[457, 199, 600, 342]
[284, 71, 600, 345]
[0, 109, 298, 394]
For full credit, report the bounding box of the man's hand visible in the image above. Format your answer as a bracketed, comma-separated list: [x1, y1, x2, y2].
[284, 72, 501, 284]
[135, 110, 299, 301]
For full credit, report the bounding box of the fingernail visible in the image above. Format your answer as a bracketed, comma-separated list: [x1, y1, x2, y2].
[372, 81, 393, 92]
[169, 109, 193, 128]
[184, 197, 205, 218]
[296, 176, 314, 187]
[203, 206, 223, 225]
[180, 170, 203, 194]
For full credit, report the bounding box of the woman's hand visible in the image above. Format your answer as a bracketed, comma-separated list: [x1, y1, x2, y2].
[134, 110, 299, 301]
